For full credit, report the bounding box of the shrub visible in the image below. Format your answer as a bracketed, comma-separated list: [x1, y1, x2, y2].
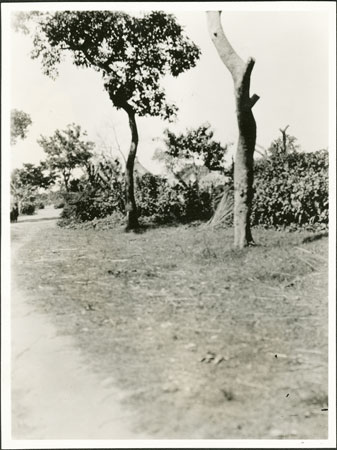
[59, 159, 125, 224]
[20, 202, 36, 215]
[135, 173, 165, 217]
[135, 174, 213, 224]
[57, 149, 328, 230]
[54, 198, 66, 209]
[58, 211, 125, 229]
[60, 187, 124, 223]
[251, 149, 328, 229]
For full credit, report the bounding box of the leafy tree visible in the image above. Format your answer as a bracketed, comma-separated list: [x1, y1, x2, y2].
[11, 162, 55, 213]
[155, 124, 232, 185]
[13, 162, 56, 189]
[22, 10, 200, 229]
[11, 109, 32, 145]
[269, 125, 300, 155]
[38, 124, 95, 192]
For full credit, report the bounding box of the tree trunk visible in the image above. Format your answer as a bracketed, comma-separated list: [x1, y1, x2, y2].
[207, 11, 259, 248]
[123, 103, 139, 231]
[62, 170, 70, 192]
[280, 125, 289, 153]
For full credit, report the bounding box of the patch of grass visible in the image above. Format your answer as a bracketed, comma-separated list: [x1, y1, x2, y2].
[12, 223, 329, 439]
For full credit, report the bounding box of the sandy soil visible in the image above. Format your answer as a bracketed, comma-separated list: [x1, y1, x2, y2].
[11, 208, 147, 440]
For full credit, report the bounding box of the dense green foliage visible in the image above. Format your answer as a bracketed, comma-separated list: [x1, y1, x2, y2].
[135, 173, 213, 223]
[155, 124, 231, 179]
[59, 162, 214, 226]
[58, 147, 328, 230]
[252, 149, 328, 229]
[28, 11, 200, 119]
[59, 158, 124, 223]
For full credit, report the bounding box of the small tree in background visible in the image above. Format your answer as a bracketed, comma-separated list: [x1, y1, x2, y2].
[269, 125, 300, 155]
[154, 124, 232, 185]
[38, 124, 95, 192]
[20, 10, 200, 230]
[11, 109, 32, 145]
[11, 162, 56, 214]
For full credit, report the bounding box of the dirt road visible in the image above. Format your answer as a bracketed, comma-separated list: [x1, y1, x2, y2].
[11, 207, 146, 440]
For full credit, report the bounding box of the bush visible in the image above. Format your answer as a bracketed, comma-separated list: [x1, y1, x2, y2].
[58, 211, 125, 229]
[251, 149, 328, 229]
[54, 198, 66, 209]
[20, 202, 36, 215]
[135, 173, 165, 217]
[57, 149, 328, 230]
[135, 174, 213, 224]
[59, 159, 125, 224]
[59, 169, 215, 227]
[60, 187, 124, 223]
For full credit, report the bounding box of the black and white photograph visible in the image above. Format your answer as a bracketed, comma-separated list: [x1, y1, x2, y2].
[1, 1, 336, 448]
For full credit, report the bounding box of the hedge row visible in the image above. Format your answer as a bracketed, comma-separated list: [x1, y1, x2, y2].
[252, 149, 328, 229]
[58, 149, 328, 230]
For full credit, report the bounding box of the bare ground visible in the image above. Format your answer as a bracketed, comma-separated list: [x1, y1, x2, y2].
[10, 206, 329, 440]
[11, 208, 148, 439]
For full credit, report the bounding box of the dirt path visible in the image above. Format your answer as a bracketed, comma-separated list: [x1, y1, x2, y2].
[11, 207, 146, 440]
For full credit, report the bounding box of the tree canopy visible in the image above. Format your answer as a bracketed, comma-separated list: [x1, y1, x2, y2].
[38, 123, 95, 191]
[22, 9, 201, 229]
[11, 162, 56, 214]
[11, 109, 32, 145]
[155, 124, 232, 184]
[12, 162, 56, 190]
[28, 10, 200, 119]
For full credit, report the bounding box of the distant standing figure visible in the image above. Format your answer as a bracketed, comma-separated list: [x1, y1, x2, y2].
[10, 203, 19, 223]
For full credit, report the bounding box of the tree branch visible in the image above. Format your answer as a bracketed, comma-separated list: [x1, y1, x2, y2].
[279, 125, 290, 134]
[206, 11, 245, 84]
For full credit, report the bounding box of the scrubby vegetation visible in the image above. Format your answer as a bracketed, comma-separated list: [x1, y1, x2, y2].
[57, 146, 328, 232]
[58, 169, 215, 228]
[252, 149, 328, 230]
[12, 122, 328, 231]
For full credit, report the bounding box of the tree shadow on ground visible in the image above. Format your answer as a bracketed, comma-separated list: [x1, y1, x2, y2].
[14, 217, 59, 224]
[302, 231, 329, 244]
[128, 219, 207, 234]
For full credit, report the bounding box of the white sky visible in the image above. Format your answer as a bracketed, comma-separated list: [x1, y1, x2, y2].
[5, 3, 333, 173]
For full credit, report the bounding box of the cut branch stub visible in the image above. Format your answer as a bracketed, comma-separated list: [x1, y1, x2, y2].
[236, 58, 259, 111]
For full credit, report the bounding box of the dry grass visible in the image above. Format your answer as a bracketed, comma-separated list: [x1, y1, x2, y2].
[11, 218, 329, 439]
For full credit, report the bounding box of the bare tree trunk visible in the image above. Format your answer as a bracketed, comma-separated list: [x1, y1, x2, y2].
[207, 11, 259, 248]
[62, 170, 70, 192]
[123, 103, 139, 231]
[279, 125, 289, 153]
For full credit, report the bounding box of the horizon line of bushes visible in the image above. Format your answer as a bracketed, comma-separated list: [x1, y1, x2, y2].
[56, 148, 328, 232]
